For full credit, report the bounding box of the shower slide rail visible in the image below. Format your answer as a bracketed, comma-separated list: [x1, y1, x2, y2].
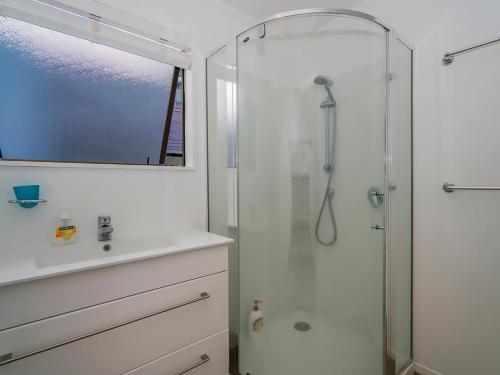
[442, 36, 500, 65]
[442, 182, 500, 193]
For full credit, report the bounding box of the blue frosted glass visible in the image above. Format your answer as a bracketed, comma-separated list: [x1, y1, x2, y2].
[0, 16, 182, 165]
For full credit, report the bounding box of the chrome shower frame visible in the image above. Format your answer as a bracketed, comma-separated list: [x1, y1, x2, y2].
[206, 8, 414, 375]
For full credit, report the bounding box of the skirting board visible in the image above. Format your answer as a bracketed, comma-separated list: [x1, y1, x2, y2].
[415, 362, 443, 375]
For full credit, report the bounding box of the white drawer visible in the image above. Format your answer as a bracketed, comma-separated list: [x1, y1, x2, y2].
[0, 272, 228, 375]
[124, 330, 229, 375]
[0, 245, 228, 330]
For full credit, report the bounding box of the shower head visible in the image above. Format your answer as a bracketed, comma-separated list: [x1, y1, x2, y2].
[313, 75, 332, 86]
[314, 75, 334, 103]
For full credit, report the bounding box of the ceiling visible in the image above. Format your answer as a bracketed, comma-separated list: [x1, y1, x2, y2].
[213, 0, 371, 20]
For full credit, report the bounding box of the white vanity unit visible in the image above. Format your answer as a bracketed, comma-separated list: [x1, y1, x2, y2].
[0, 230, 232, 375]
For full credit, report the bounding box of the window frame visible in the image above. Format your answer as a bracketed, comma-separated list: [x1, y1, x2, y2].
[160, 67, 186, 166]
[0, 5, 191, 171]
[166, 69, 187, 167]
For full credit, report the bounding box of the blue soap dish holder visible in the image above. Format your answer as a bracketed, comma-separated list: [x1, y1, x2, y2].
[9, 185, 47, 208]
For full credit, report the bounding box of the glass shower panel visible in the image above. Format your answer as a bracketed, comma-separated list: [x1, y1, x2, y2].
[207, 43, 237, 236]
[388, 35, 413, 373]
[206, 42, 238, 373]
[237, 15, 388, 375]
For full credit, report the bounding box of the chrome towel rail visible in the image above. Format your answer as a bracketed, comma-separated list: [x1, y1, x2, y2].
[0, 292, 210, 366]
[443, 182, 500, 193]
[443, 36, 500, 65]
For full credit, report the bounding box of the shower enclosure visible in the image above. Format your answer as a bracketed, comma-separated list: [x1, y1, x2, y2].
[207, 9, 412, 375]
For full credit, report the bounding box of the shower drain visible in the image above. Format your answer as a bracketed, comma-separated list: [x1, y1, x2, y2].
[294, 321, 311, 332]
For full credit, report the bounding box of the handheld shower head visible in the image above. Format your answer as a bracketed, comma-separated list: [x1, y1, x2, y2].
[313, 75, 332, 86]
[314, 75, 334, 103]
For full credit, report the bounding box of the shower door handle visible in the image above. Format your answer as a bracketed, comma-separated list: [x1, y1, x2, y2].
[371, 225, 385, 230]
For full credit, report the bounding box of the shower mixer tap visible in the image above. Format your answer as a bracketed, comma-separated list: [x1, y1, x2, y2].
[368, 188, 384, 208]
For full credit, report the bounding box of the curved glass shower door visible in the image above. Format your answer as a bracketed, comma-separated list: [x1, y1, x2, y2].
[237, 14, 388, 375]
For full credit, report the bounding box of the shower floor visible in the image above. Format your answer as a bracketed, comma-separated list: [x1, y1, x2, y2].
[239, 309, 381, 375]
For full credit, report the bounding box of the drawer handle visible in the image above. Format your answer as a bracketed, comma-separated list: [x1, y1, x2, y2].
[175, 354, 211, 375]
[0, 292, 210, 366]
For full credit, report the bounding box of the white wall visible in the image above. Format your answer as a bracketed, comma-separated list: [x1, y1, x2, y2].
[0, 0, 248, 255]
[412, 2, 500, 374]
[76, 0, 252, 55]
[361, 0, 500, 374]
[356, 0, 457, 47]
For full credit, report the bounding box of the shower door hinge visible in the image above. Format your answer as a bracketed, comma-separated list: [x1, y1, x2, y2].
[387, 73, 394, 81]
[371, 225, 385, 230]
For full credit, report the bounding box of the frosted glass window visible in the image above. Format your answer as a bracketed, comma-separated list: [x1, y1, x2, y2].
[0, 16, 184, 166]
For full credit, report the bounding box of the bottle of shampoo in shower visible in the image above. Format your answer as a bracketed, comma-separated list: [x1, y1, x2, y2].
[53, 209, 77, 246]
[248, 300, 264, 341]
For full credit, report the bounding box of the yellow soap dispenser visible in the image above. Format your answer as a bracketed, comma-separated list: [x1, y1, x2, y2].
[53, 208, 77, 246]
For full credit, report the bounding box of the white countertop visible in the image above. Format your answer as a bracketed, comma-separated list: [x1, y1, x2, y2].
[0, 229, 233, 287]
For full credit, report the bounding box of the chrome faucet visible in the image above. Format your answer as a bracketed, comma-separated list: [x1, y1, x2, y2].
[98, 216, 113, 241]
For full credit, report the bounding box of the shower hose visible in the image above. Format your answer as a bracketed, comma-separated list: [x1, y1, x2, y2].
[315, 169, 338, 246]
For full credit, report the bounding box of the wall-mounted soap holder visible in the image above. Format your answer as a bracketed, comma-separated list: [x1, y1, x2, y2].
[9, 185, 47, 208]
[9, 199, 47, 206]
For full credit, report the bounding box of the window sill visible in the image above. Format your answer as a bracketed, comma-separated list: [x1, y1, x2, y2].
[0, 160, 195, 171]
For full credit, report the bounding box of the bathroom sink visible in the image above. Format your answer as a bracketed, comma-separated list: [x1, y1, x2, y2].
[0, 230, 232, 287]
[35, 237, 176, 268]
